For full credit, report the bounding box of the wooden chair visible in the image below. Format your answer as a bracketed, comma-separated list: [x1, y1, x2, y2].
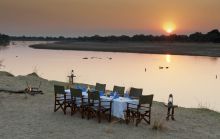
[95, 83, 106, 93]
[54, 85, 69, 115]
[129, 87, 143, 99]
[87, 90, 112, 123]
[70, 88, 88, 118]
[113, 85, 125, 97]
[125, 94, 154, 126]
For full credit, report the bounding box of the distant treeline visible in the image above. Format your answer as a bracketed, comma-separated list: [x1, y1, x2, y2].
[8, 29, 220, 43]
[0, 34, 10, 46]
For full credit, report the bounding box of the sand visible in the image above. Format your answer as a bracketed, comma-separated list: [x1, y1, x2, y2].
[30, 41, 220, 57]
[0, 71, 220, 139]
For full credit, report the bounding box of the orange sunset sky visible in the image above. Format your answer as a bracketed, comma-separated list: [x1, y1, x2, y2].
[0, 0, 219, 37]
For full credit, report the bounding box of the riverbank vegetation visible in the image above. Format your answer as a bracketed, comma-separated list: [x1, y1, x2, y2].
[0, 33, 10, 46]
[10, 29, 220, 43]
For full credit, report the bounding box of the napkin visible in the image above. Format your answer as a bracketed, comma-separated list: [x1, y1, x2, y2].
[110, 91, 114, 96]
[113, 92, 119, 99]
[99, 91, 104, 96]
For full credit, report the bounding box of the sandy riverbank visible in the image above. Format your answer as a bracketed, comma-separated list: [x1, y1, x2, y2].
[0, 71, 220, 139]
[30, 41, 220, 57]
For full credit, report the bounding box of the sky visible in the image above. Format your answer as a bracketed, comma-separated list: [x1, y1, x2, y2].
[0, 0, 219, 37]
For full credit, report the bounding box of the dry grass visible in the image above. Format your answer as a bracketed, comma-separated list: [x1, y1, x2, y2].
[197, 101, 213, 111]
[0, 59, 4, 68]
[32, 66, 39, 74]
[152, 117, 166, 131]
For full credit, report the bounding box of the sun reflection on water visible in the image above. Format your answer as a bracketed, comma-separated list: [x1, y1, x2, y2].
[166, 54, 171, 63]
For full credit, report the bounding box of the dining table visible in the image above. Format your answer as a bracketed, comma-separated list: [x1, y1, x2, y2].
[64, 89, 139, 119]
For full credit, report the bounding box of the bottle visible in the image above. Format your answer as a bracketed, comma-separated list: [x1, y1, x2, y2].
[125, 91, 129, 98]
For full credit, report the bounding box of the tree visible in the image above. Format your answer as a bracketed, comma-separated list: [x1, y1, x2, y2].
[0, 33, 10, 45]
[205, 29, 220, 42]
[189, 32, 204, 42]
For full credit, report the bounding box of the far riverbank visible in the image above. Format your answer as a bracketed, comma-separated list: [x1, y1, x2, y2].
[30, 41, 220, 57]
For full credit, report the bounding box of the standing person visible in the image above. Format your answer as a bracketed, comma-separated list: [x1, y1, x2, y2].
[166, 94, 175, 120]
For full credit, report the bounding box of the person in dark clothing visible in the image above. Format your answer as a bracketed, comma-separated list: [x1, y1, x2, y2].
[166, 94, 175, 120]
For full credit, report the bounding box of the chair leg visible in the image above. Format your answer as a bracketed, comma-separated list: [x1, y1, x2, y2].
[108, 112, 111, 122]
[87, 109, 91, 120]
[54, 101, 64, 113]
[71, 105, 74, 116]
[131, 111, 136, 123]
[108, 107, 112, 122]
[81, 106, 84, 119]
[125, 110, 130, 124]
[135, 113, 141, 126]
[109, 103, 112, 122]
[54, 101, 56, 112]
[98, 111, 101, 123]
[63, 102, 66, 115]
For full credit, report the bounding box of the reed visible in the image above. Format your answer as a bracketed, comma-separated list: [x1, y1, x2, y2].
[152, 119, 166, 131]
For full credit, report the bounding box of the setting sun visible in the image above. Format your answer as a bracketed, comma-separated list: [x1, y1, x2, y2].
[163, 22, 176, 34]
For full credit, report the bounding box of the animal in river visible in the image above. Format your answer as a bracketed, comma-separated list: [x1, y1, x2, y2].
[159, 66, 164, 69]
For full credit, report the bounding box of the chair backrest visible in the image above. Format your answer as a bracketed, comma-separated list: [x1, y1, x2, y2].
[113, 85, 125, 97]
[139, 94, 154, 106]
[70, 88, 82, 98]
[54, 85, 65, 94]
[95, 83, 106, 93]
[88, 90, 100, 102]
[129, 87, 143, 98]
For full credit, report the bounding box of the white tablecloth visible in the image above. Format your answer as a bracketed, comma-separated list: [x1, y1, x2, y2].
[110, 97, 138, 119]
[64, 89, 138, 119]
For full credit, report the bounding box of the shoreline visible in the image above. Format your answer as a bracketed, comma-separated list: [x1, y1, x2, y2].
[0, 70, 219, 113]
[30, 41, 220, 57]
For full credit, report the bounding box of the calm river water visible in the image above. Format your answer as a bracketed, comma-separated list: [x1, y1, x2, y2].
[1, 41, 220, 111]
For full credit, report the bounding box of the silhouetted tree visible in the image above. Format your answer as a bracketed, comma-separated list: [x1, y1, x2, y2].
[189, 32, 205, 42]
[0, 33, 10, 46]
[204, 29, 220, 42]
